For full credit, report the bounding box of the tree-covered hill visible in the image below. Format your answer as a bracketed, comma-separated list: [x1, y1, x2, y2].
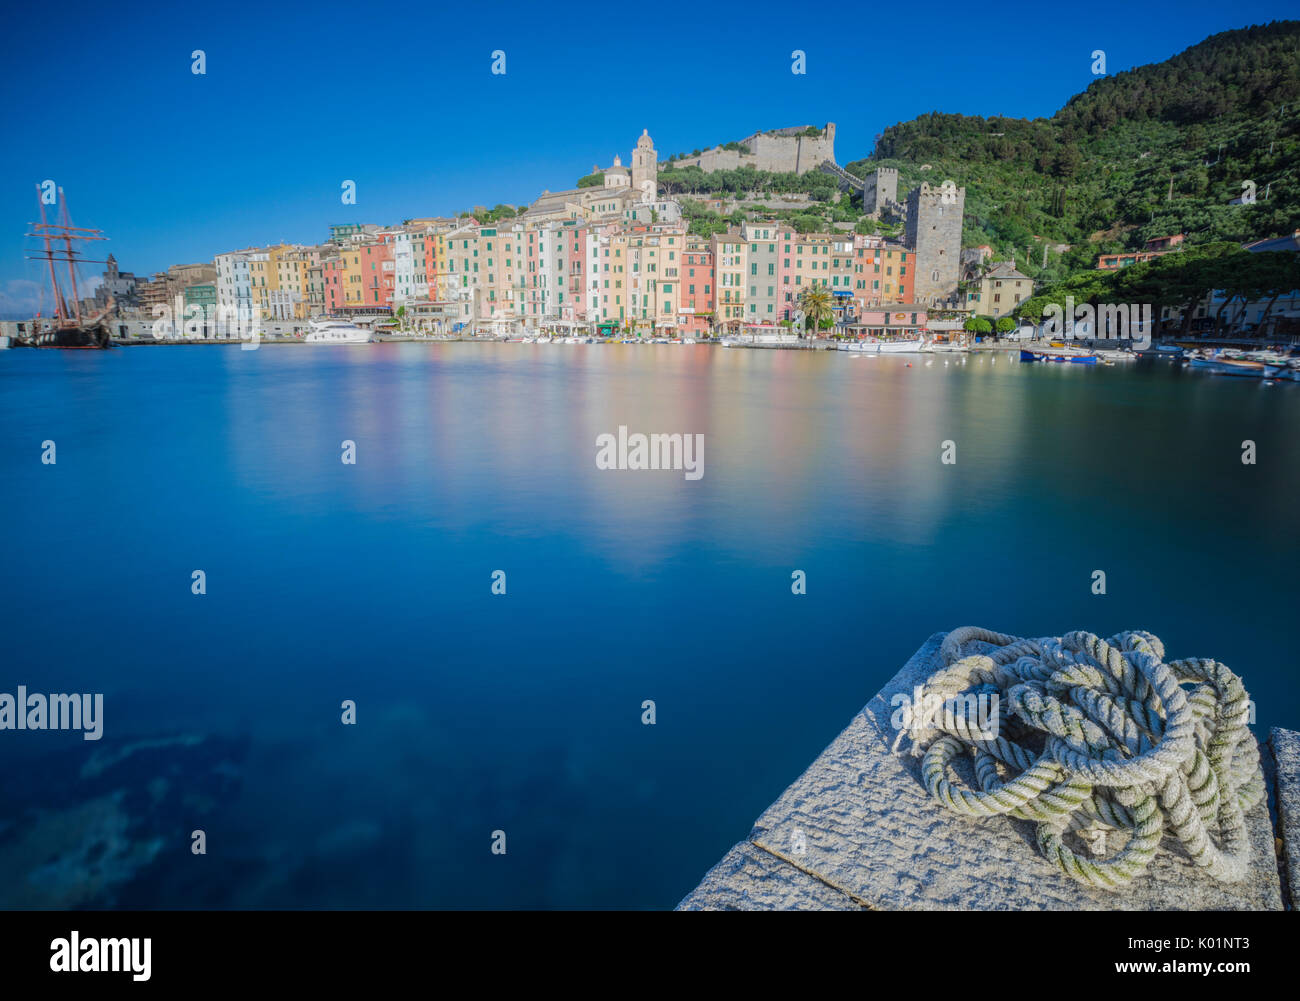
[844, 21, 1300, 284]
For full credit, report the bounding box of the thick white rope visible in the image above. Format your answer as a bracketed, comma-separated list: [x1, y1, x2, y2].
[898, 627, 1265, 890]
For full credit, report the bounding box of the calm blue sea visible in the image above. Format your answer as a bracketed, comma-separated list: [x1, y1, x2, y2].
[1, 343, 1297, 908]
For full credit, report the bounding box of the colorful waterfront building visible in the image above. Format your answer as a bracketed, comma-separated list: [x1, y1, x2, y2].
[964, 261, 1033, 317]
[438, 225, 479, 329]
[243, 249, 269, 316]
[183, 283, 217, 321]
[214, 249, 255, 316]
[387, 225, 435, 305]
[335, 240, 394, 312]
[601, 229, 629, 327]
[712, 233, 747, 334]
[850, 304, 930, 338]
[476, 225, 521, 323]
[626, 226, 684, 333]
[585, 224, 613, 328]
[778, 231, 833, 323]
[323, 255, 345, 313]
[742, 223, 781, 329]
[680, 235, 715, 336]
[854, 237, 914, 307]
[564, 221, 587, 323]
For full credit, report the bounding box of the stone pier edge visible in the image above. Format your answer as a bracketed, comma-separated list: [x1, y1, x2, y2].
[677, 631, 1300, 911]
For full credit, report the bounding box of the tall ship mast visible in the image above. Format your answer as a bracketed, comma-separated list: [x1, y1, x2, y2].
[21, 185, 114, 348]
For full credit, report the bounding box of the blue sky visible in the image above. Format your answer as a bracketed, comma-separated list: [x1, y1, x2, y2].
[1, 0, 1295, 315]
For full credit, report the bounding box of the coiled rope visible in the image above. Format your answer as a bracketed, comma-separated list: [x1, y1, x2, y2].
[897, 627, 1265, 890]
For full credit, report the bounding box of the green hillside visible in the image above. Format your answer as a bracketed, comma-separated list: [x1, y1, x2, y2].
[844, 21, 1300, 284]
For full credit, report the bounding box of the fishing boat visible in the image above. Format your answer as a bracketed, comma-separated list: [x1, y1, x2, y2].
[17, 186, 113, 348]
[1019, 345, 1098, 364]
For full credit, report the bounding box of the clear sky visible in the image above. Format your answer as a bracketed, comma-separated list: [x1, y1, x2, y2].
[1, 0, 1295, 316]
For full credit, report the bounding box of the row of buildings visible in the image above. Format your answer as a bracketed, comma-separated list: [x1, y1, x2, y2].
[207, 220, 924, 337]
[81, 129, 974, 338]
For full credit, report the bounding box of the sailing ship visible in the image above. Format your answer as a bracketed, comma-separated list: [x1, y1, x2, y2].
[18, 185, 114, 349]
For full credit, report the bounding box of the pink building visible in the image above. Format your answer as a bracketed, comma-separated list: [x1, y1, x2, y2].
[323, 258, 345, 313]
[851, 304, 929, 337]
[359, 240, 394, 309]
[680, 240, 714, 335]
[565, 223, 586, 322]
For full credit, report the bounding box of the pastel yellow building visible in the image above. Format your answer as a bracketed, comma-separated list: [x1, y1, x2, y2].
[627, 227, 684, 332]
[712, 234, 747, 332]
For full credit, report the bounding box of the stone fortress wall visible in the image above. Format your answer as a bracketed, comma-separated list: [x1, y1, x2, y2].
[673, 124, 836, 176]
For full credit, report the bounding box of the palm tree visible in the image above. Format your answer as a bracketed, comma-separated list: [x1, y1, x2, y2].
[798, 284, 833, 336]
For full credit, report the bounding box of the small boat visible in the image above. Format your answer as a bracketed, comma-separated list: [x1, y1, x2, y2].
[841, 337, 926, 354]
[925, 334, 969, 353]
[1019, 347, 1098, 365]
[1185, 352, 1273, 378]
[1137, 343, 1184, 361]
[305, 319, 371, 343]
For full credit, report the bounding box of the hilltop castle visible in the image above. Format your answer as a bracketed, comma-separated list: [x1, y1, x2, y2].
[672, 124, 836, 175]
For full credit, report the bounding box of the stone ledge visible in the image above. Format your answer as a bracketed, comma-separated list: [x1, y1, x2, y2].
[675, 841, 863, 911]
[1270, 727, 1300, 910]
[678, 631, 1292, 911]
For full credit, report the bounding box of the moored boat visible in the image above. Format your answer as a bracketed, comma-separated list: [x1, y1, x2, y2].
[305, 319, 371, 343]
[840, 337, 926, 354]
[1019, 346, 1098, 364]
[17, 185, 114, 349]
[1185, 353, 1274, 378]
[925, 333, 970, 353]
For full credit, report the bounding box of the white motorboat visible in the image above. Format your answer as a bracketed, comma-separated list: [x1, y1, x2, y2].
[305, 319, 371, 344]
[840, 337, 926, 354]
